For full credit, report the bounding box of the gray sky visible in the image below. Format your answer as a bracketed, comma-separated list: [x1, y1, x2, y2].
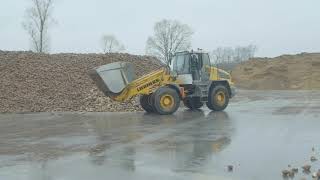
[1, 0, 319, 57]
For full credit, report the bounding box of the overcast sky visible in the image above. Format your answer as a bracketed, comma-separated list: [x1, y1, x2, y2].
[1, 0, 319, 57]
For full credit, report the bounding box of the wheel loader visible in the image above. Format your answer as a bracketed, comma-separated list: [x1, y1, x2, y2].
[89, 50, 236, 115]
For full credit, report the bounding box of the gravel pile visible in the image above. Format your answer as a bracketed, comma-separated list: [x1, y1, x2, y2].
[232, 53, 320, 90]
[0, 51, 162, 112]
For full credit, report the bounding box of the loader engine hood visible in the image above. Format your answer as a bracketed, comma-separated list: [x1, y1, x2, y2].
[89, 62, 136, 97]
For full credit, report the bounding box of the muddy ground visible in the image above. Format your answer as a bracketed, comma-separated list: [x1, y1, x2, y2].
[0, 90, 320, 180]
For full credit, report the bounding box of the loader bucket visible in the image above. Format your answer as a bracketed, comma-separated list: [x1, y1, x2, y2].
[89, 62, 136, 97]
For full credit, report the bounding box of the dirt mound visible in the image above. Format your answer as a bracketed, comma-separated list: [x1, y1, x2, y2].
[0, 51, 162, 112]
[232, 53, 320, 90]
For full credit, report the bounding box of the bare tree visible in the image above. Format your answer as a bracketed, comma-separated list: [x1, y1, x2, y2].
[211, 47, 224, 64]
[210, 45, 258, 71]
[222, 47, 234, 63]
[247, 44, 257, 58]
[146, 19, 193, 64]
[234, 44, 257, 62]
[22, 0, 55, 53]
[101, 35, 125, 53]
[211, 45, 257, 63]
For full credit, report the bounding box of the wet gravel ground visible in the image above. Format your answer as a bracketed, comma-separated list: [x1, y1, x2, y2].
[0, 90, 320, 180]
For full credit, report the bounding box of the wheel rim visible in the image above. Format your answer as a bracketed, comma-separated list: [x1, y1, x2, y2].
[160, 94, 174, 110]
[215, 91, 226, 106]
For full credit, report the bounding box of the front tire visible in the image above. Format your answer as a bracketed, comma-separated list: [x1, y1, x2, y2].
[153, 87, 180, 115]
[206, 85, 229, 111]
[183, 97, 203, 110]
[140, 94, 154, 113]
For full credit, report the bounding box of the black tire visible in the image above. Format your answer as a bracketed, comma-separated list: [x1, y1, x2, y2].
[183, 97, 203, 110]
[206, 85, 229, 111]
[153, 87, 180, 115]
[140, 94, 154, 113]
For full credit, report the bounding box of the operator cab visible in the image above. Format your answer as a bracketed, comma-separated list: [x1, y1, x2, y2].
[170, 51, 210, 84]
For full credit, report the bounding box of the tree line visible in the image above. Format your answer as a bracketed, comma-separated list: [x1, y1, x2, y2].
[22, 0, 256, 70]
[210, 45, 257, 71]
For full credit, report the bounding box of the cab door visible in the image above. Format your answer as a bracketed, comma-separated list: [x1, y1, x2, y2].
[172, 53, 193, 84]
[200, 53, 211, 81]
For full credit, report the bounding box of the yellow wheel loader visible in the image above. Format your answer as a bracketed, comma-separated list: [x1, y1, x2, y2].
[89, 50, 236, 115]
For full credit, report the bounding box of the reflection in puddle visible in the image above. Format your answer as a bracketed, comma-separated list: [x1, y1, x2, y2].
[86, 110, 234, 175]
[0, 110, 235, 180]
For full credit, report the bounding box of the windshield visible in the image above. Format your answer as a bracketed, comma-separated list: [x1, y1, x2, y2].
[171, 54, 190, 74]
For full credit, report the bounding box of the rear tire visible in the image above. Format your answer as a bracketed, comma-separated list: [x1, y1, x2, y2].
[140, 94, 154, 113]
[206, 85, 229, 111]
[153, 87, 180, 115]
[183, 97, 203, 110]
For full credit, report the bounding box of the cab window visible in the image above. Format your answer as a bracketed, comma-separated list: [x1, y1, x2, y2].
[202, 53, 211, 68]
[172, 54, 190, 74]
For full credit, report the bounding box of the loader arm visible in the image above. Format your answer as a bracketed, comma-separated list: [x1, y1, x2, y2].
[89, 62, 177, 102]
[112, 68, 167, 102]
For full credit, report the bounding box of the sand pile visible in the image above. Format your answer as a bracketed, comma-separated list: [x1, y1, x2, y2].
[0, 51, 162, 112]
[232, 53, 320, 90]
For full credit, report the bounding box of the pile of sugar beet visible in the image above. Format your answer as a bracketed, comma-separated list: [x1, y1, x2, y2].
[0, 51, 162, 112]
